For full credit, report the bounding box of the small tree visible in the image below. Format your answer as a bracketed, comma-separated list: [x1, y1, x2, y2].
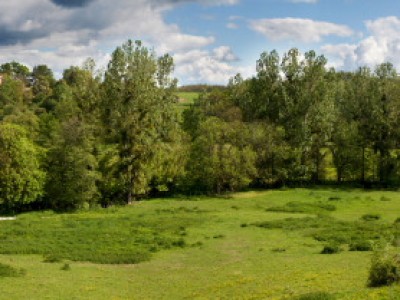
[45, 117, 99, 211]
[102, 40, 179, 202]
[0, 123, 45, 212]
[187, 117, 256, 193]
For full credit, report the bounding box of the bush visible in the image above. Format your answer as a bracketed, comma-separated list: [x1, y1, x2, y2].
[349, 240, 372, 252]
[321, 244, 340, 254]
[368, 249, 400, 287]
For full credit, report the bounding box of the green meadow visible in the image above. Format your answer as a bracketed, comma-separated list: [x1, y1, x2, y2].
[1, 188, 400, 299]
[175, 92, 198, 115]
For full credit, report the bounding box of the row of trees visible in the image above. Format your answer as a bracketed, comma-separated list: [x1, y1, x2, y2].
[1, 41, 400, 212]
[184, 49, 400, 191]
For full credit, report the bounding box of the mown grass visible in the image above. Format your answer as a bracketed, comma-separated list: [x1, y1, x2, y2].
[0, 188, 400, 299]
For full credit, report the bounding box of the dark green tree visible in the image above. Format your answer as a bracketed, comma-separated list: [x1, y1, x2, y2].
[102, 40, 180, 202]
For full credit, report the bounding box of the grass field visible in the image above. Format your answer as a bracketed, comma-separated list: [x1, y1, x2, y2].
[0, 188, 400, 299]
[175, 92, 198, 116]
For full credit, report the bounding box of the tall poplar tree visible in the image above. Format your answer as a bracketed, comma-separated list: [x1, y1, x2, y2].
[102, 40, 178, 203]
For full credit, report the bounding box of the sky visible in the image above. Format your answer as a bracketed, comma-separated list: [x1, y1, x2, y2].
[0, 0, 400, 85]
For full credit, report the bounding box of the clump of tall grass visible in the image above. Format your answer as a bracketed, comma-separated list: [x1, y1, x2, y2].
[349, 240, 373, 252]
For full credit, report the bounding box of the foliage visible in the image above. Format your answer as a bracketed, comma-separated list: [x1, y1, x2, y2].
[45, 118, 99, 211]
[0, 123, 45, 212]
[368, 246, 400, 287]
[102, 40, 180, 202]
[186, 117, 257, 193]
[3, 43, 400, 210]
[349, 240, 373, 251]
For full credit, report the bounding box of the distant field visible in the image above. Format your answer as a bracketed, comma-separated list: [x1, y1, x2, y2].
[176, 92, 199, 104]
[175, 92, 199, 116]
[0, 188, 400, 299]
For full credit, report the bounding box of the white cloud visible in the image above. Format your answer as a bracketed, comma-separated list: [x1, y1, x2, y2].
[249, 18, 354, 43]
[174, 48, 251, 84]
[321, 43, 357, 69]
[213, 46, 239, 62]
[320, 16, 400, 71]
[0, 0, 242, 84]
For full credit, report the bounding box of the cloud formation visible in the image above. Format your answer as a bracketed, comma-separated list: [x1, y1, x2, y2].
[249, 18, 354, 43]
[0, 0, 242, 84]
[321, 16, 400, 70]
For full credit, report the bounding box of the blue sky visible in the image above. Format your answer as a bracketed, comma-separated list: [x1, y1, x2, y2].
[0, 0, 400, 85]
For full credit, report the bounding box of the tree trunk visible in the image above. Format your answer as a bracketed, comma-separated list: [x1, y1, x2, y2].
[127, 167, 133, 204]
[361, 147, 365, 184]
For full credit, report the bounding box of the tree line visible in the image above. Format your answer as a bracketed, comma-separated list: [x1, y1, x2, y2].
[0, 41, 400, 213]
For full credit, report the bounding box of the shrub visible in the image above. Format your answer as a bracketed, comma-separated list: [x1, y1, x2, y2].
[349, 240, 372, 252]
[368, 249, 400, 287]
[321, 244, 340, 254]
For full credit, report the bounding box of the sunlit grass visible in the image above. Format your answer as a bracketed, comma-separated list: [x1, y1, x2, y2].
[0, 188, 399, 299]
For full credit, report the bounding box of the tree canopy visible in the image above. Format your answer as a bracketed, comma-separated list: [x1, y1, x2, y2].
[1, 42, 400, 212]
